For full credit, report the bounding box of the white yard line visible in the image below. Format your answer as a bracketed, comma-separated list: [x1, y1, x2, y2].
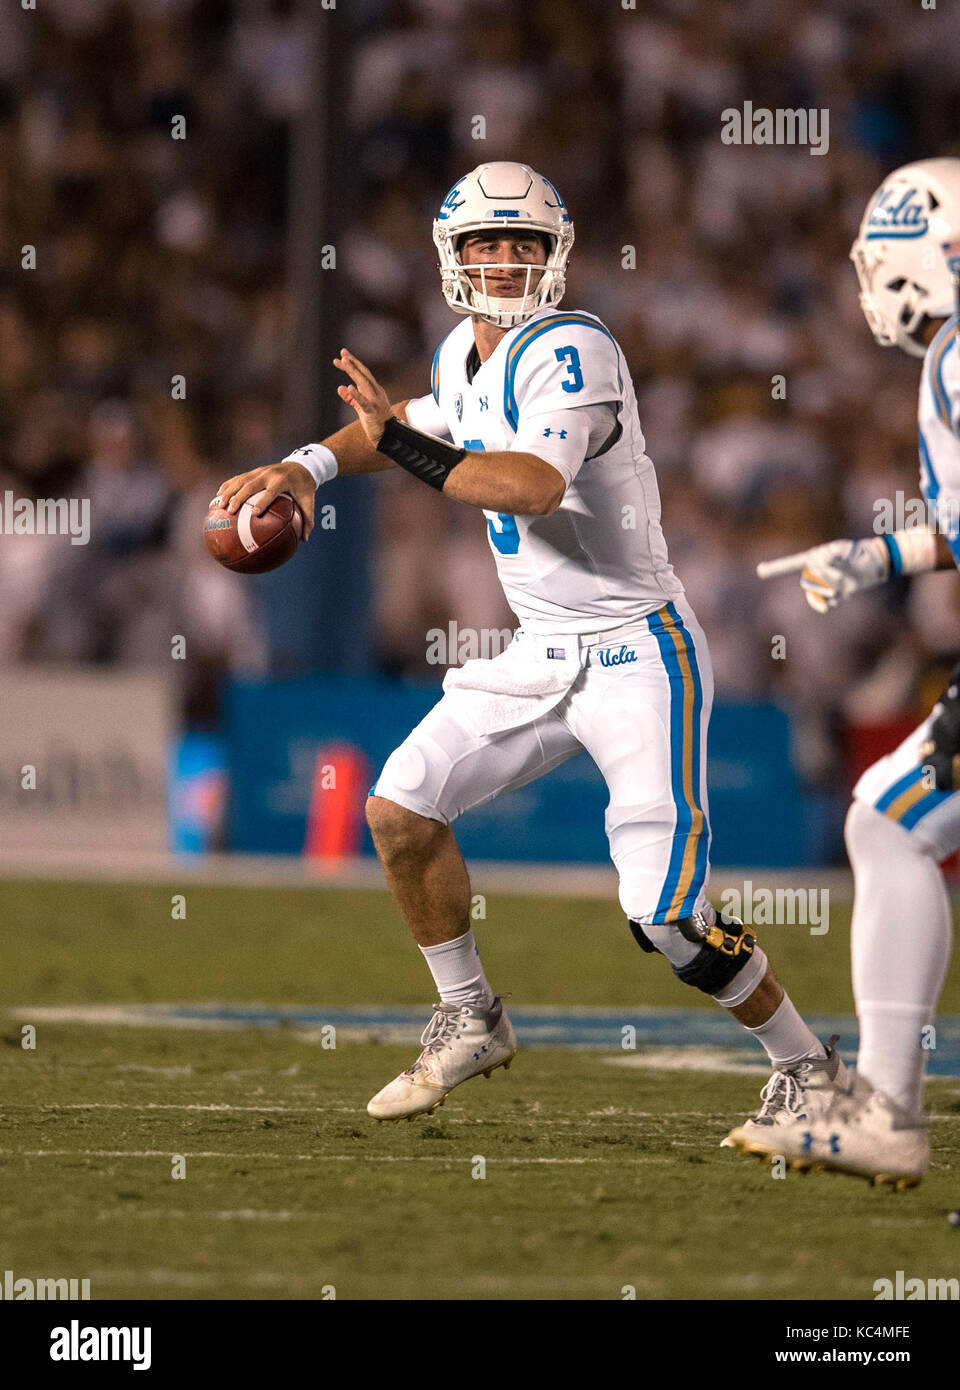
[84, 1269, 658, 1292]
[95, 1209, 323, 1222]
[0, 1062, 299, 1077]
[7, 1102, 953, 1125]
[604, 1049, 769, 1075]
[5, 1102, 737, 1120]
[16, 1102, 301, 1113]
[867, 1217, 933, 1227]
[87, 1268, 299, 1288]
[0, 1148, 666, 1164]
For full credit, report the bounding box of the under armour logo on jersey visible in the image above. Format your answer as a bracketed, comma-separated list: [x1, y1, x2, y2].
[478, 396, 489, 411]
[542, 427, 567, 439]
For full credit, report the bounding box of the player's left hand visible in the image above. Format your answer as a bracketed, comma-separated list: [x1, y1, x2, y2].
[334, 348, 393, 447]
[921, 662, 960, 790]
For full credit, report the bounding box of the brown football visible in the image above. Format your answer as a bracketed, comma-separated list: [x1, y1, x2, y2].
[203, 490, 303, 573]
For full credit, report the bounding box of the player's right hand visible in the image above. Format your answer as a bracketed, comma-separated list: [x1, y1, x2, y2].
[756, 537, 891, 613]
[214, 461, 317, 540]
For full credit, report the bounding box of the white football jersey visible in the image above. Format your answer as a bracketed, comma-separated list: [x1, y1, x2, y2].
[919, 316, 960, 556]
[404, 306, 684, 635]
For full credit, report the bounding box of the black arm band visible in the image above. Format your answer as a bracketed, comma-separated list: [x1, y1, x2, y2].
[376, 417, 466, 491]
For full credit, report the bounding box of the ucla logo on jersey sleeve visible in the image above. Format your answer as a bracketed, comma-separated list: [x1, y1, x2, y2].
[866, 186, 928, 240]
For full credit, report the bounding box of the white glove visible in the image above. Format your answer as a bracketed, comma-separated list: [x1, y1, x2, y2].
[757, 538, 891, 613]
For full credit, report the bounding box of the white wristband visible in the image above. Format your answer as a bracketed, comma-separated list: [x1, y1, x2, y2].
[884, 527, 938, 576]
[282, 443, 338, 489]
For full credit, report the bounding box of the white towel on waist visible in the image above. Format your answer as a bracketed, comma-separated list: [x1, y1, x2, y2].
[441, 642, 584, 737]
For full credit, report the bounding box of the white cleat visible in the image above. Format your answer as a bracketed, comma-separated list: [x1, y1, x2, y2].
[747, 1078, 930, 1189]
[367, 997, 518, 1122]
[721, 1037, 848, 1157]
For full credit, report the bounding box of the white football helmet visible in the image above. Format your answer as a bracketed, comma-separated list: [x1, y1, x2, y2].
[850, 157, 960, 357]
[432, 162, 575, 328]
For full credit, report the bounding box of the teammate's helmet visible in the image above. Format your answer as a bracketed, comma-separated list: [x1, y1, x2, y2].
[432, 162, 575, 329]
[850, 157, 960, 357]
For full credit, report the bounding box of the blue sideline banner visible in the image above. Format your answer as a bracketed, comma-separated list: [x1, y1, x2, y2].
[225, 676, 811, 865]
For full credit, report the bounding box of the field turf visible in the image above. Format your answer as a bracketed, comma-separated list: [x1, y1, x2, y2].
[2, 880, 959, 1301]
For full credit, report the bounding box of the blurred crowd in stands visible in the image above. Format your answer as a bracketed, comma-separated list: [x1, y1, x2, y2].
[3, 0, 960, 792]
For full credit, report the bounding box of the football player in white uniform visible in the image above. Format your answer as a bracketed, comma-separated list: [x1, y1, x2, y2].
[754, 158, 960, 1187]
[217, 162, 843, 1135]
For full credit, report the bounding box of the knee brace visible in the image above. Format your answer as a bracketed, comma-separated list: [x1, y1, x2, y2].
[628, 910, 757, 994]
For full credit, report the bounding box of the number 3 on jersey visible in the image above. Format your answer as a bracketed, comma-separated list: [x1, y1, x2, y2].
[555, 344, 583, 392]
[464, 439, 520, 555]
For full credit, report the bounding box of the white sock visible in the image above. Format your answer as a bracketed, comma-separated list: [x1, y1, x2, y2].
[745, 994, 826, 1069]
[847, 800, 952, 1116]
[419, 928, 495, 1009]
[857, 1003, 931, 1117]
[709, 943, 824, 1067]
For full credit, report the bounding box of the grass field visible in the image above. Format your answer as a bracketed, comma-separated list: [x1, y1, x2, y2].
[2, 880, 959, 1300]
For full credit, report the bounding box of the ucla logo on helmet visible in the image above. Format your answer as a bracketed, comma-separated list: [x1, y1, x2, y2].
[866, 186, 929, 240]
[542, 176, 571, 222]
[437, 179, 467, 221]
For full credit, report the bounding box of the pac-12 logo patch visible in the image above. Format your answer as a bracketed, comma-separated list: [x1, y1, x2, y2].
[454, 393, 463, 422]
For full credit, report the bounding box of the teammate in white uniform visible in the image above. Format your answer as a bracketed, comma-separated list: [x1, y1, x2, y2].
[216, 163, 842, 1137]
[754, 159, 960, 1186]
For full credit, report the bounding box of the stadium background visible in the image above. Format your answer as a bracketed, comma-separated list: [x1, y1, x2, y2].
[4, 0, 960, 871]
[3, 0, 960, 1308]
